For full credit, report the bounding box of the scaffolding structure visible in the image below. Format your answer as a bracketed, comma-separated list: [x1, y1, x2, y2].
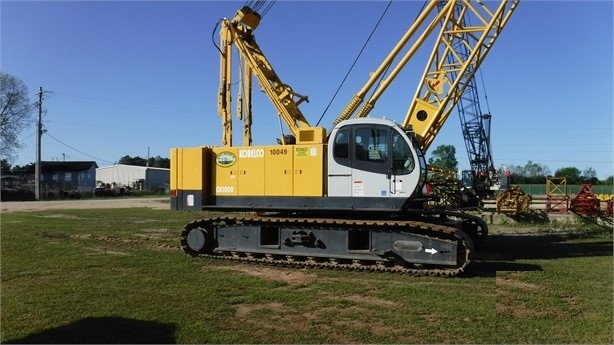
[546, 177, 569, 214]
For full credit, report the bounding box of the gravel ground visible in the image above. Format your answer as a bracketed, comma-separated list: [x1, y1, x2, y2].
[1, 197, 170, 213]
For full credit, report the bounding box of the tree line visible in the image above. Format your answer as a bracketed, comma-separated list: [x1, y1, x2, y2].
[427, 145, 613, 185]
[2, 155, 170, 174]
[505, 161, 612, 185]
[117, 155, 170, 169]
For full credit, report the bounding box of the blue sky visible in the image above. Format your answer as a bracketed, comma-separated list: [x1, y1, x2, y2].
[2, 0, 613, 179]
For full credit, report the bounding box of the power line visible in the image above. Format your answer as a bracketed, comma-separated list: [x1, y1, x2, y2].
[50, 92, 205, 121]
[316, 0, 393, 126]
[496, 158, 614, 164]
[44, 132, 114, 164]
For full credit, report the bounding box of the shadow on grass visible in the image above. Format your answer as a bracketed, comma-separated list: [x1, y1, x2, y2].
[468, 232, 613, 277]
[504, 210, 551, 224]
[5, 317, 176, 344]
[576, 213, 614, 229]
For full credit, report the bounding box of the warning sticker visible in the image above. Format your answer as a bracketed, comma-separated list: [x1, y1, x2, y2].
[352, 180, 364, 196]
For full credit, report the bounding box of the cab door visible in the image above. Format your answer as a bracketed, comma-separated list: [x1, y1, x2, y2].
[327, 127, 353, 196]
[327, 122, 418, 198]
[349, 126, 392, 197]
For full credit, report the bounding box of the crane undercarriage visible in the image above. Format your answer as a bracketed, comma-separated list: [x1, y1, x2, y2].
[180, 210, 487, 277]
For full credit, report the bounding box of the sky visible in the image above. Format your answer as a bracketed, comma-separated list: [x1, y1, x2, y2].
[1, 0, 613, 179]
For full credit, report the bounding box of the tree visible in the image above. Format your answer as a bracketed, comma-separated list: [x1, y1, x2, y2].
[582, 167, 597, 179]
[1, 72, 34, 162]
[581, 167, 599, 184]
[554, 166, 582, 184]
[118, 155, 148, 166]
[148, 155, 170, 169]
[1, 159, 11, 174]
[522, 160, 550, 177]
[12, 162, 35, 174]
[117, 155, 170, 168]
[504, 161, 550, 184]
[427, 145, 458, 171]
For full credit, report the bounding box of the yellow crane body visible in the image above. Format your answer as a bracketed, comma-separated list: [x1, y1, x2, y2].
[171, 143, 325, 206]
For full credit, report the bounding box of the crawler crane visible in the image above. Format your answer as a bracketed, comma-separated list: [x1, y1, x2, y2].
[435, 1, 505, 200]
[170, 0, 519, 276]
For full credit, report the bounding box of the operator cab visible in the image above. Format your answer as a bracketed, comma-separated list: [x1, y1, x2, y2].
[327, 118, 426, 198]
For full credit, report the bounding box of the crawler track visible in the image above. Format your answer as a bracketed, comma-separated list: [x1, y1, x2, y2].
[180, 213, 482, 277]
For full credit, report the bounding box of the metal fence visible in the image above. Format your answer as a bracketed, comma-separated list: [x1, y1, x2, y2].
[513, 184, 614, 196]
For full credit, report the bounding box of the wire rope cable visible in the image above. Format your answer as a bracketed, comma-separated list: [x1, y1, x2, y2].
[315, 0, 393, 126]
[45, 132, 114, 164]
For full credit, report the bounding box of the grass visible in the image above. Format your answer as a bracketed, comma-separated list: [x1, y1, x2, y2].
[1, 208, 612, 344]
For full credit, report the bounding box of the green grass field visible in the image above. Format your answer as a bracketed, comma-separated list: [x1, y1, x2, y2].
[1, 208, 612, 344]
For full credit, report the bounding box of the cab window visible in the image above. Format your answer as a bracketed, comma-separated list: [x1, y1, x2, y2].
[392, 131, 414, 175]
[355, 128, 388, 163]
[333, 129, 349, 159]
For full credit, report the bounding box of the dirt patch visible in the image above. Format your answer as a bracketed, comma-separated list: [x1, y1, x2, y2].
[135, 228, 172, 239]
[496, 302, 548, 318]
[1, 197, 169, 213]
[561, 295, 582, 306]
[335, 293, 396, 307]
[129, 218, 163, 224]
[39, 231, 177, 251]
[230, 266, 317, 285]
[39, 214, 87, 219]
[234, 301, 382, 344]
[85, 247, 131, 256]
[235, 302, 287, 318]
[496, 272, 549, 318]
[332, 316, 396, 338]
[496, 272, 543, 291]
[419, 313, 439, 323]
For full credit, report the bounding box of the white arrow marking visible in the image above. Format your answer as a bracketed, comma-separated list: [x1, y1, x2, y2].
[425, 248, 438, 255]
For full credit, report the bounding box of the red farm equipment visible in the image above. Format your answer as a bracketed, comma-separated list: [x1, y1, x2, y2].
[569, 184, 600, 216]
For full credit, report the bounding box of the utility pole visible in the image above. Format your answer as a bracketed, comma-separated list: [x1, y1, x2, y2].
[35, 87, 51, 200]
[146, 146, 150, 192]
[35, 87, 43, 200]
